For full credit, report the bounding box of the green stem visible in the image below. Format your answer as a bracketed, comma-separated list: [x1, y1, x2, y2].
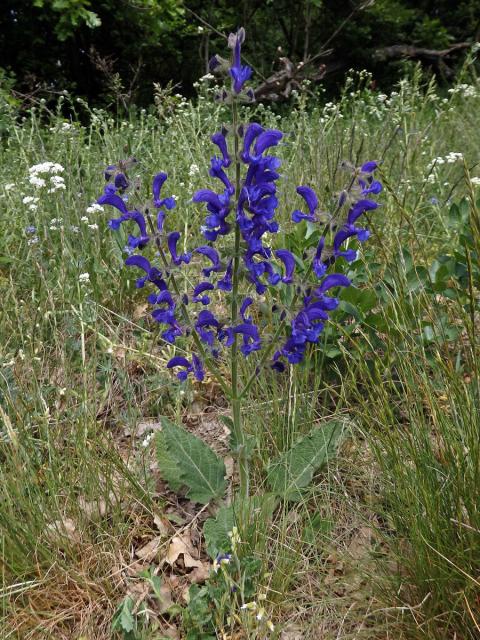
[231, 100, 249, 502]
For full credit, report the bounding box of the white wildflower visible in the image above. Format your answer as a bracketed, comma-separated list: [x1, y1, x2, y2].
[29, 176, 46, 188]
[86, 203, 104, 214]
[141, 433, 154, 448]
[79, 272, 90, 283]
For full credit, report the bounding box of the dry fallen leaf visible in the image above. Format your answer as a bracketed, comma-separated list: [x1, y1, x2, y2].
[189, 563, 210, 583]
[165, 534, 197, 565]
[347, 526, 374, 561]
[224, 455, 234, 479]
[154, 513, 174, 536]
[78, 496, 107, 519]
[133, 303, 149, 320]
[154, 582, 174, 615]
[164, 533, 210, 583]
[136, 421, 163, 438]
[280, 625, 304, 640]
[47, 517, 81, 544]
[136, 536, 163, 562]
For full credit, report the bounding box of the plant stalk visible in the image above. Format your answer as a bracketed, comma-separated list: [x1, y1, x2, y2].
[231, 99, 249, 502]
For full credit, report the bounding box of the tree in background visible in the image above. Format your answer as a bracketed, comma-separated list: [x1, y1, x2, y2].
[0, 0, 479, 109]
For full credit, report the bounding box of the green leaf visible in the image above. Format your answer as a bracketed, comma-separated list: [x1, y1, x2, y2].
[218, 415, 234, 432]
[340, 286, 378, 313]
[302, 514, 335, 544]
[203, 505, 235, 558]
[156, 418, 226, 504]
[112, 596, 135, 633]
[267, 421, 345, 500]
[155, 429, 183, 493]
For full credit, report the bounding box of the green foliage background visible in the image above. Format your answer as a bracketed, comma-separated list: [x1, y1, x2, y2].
[1, 0, 479, 107]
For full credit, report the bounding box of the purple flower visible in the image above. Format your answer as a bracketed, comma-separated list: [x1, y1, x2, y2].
[240, 296, 254, 323]
[196, 310, 220, 347]
[167, 355, 204, 382]
[361, 161, 378, 173]
[292, 186, 318, 223]
[316, 273, 351, 293]
[223, 323, 261, 356]
[193, 189, 231, 241]
[125, 255, 167, 291]
[193, 281, 214, 305]
[313, 237, 326, 278]
[228, 28, 252, 94]
[209, 157, 234, 195]
[167, 231, 191, 266]
[211, 130, 231, 168]
[275, 249, 295, 284]
[153, 172, 176, 211]
[241, 123, 263, 163]
[99, 194, 150, 248]
[126, 211, 150, 249]
[254, 129, 282, 157]
[98, 192, 128, 215]
[114, 173, 129, 191]
[195, 246, 221, 276]
[347, 199, 378, 226]
[217, 259, 233, 291]
[192, 354, 205, 381]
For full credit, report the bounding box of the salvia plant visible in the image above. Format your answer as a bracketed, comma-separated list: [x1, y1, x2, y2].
[96, 28, 382, 508]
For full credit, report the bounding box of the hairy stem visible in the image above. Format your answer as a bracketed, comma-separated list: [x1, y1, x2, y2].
[231, 100, 249, 502]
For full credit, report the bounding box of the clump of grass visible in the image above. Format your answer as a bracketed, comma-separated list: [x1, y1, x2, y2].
[341, 186, 480, 637]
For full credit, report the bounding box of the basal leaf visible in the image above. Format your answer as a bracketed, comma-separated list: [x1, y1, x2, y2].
[156, 418, 226, 504]
[267, 420, 345, 500]
[203, 505, 235, 558]
[155, 429, 183, 492]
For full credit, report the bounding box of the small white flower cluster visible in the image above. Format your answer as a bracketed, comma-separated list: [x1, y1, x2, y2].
[470, 177, 480, 186]
[80, 215, 99, 230]
[49, 217, 63, 231]
[448, 83, 478, 99]
[86, 203, 104, 214]
[429, 152, 463, 168]
[49, 121, 75, 133]
[79, 272, 90, 283]
[28, 161, 65, 190]
[141, 432, 154, 448]
[22, 196, 40, 211]
[189, 163, 200, 177]
[48, 174, 66, 193]
[4, 183, 15, 192]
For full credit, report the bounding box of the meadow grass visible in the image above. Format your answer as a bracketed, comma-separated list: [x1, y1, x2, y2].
[0, 67, 479, 638]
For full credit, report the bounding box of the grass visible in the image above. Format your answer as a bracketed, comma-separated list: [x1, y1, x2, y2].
[0, 65, 479, 638]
